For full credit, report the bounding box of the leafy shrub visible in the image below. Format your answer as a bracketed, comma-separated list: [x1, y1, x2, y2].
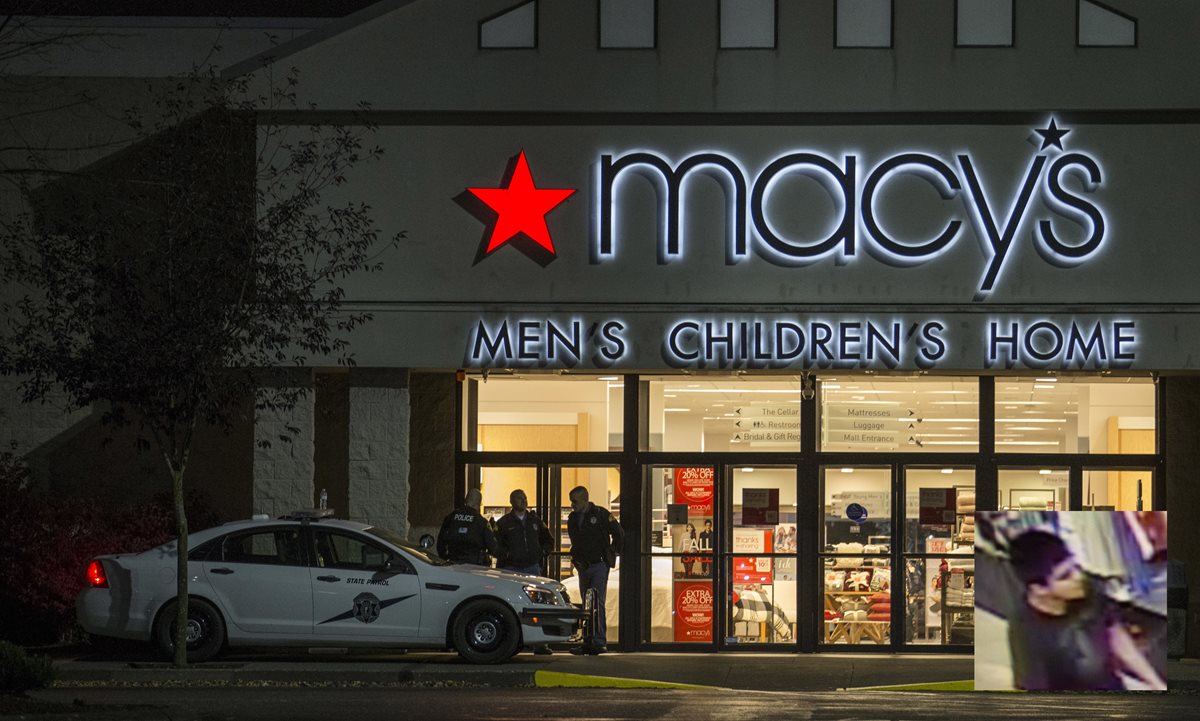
[0, 641, 55, 694]
[0, 452, 221, 644]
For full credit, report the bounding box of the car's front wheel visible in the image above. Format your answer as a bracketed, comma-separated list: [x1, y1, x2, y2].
[451, 599, 520, 664]
[154, 597, 225, 663]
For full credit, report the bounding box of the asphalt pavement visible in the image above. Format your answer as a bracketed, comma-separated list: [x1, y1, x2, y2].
[19, 686, 1200, 721]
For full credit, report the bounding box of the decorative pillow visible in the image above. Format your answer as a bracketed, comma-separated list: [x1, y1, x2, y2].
[834, 556, 864, 569]
[869, 592, 891, 604]
[863, 543, 888, 555]
[869, 603, 891, 614]
[961, 515, 976, 527]
[824, 570, 846, 590]
[869, 568, 891, 592]
[956, 491, 975, 509]
[867, 613, 890, 622]
[835, 542, 864, 554]
[824, 610, 841, 621]
[846, 569, 872, 592]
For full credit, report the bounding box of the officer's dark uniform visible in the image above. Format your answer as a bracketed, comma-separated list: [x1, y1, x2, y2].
[567, 503, 624, 651]
[436, 504, 500, 565]
[496, 511, 554, 574]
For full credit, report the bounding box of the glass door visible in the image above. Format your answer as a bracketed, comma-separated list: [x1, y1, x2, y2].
[468, 464, 541, 568]
[643, 464, 716, 646]
[902, 465, 975, 648]
[724, 464, 798, 648]
[551, 465, 621, 645]
[819, 465, 892, 647]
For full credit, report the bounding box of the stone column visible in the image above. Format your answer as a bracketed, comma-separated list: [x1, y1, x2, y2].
[253, 390, 316, 517]
[348, 385, 410, 536]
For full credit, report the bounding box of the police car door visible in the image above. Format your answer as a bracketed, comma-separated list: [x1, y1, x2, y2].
[310, 529, 422, 639]
[201, 525, 313, 635]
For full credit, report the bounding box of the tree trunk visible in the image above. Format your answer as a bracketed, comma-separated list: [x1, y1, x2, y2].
[172, 463, 189, 668]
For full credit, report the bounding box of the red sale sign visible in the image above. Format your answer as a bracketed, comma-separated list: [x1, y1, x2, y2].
[674, 467, 714, 516]
[673, 581, 713, 643]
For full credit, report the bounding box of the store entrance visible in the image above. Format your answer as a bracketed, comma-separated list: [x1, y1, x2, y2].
[469, 463, 622, 645]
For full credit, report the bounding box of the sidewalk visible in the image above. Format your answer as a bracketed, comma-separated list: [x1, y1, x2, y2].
[53, 651, 971, 690]
[51, 647, 1200, 692]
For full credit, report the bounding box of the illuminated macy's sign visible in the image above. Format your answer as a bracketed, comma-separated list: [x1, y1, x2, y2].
[463, 119, 1106, 300]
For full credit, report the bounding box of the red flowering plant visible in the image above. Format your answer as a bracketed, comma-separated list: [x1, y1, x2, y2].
[0, 452, 218, 643]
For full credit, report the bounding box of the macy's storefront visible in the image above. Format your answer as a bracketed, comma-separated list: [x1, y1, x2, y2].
[324, 115, 1187, 653]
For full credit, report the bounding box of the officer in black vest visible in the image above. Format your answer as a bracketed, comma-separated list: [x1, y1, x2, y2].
[496, 489, 554, 575]
[496, 488, 556, 655]
[566, 485, 624, 655]
[436, 488, 499, 565]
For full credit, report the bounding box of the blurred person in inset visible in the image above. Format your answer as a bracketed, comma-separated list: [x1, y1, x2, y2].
[1005, 530, 1166, 691]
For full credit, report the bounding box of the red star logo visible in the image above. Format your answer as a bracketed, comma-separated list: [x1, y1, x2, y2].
[467, 151, 575, 257]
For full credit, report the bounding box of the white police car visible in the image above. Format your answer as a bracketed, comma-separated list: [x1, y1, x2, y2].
[76, 511, 581, 664]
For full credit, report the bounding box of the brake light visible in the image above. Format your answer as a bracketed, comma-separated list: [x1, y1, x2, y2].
[86, 560, 108, 588]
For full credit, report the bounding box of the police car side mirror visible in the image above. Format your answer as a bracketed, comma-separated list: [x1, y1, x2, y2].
[418, 534, 435, 551]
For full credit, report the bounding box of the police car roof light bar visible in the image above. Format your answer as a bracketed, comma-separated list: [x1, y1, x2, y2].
[286, 509, 336, 521]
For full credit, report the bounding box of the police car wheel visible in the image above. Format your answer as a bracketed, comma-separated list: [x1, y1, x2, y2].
[451, 599, 520, 664]
[154, 598, 225, 663]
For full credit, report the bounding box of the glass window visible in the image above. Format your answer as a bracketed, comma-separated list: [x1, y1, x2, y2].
[820, 376, 979, 452]
[836, 0, 892, 48]
[468, 374, 623, 452]
[646, 375, 801, 452]
[730, 557, 796, 644]
[1078, 0, 1136, 47]
[956, 0, 1013, 47]
[720, 0, 776, 49]
[600, 0, 656, 48]
[820, 466, 891, 645]
[999, 468, 1069, 511]
[902, 467, 975, 646]
[477, 465, 538, 524]
[729, 466, 795, 645]
[645, 465, 714, 644]
[995, 376, 1154, 454]
[315, 531, 401, 573]
[221, 528, 305, 566]
[479, 0, 536, 49]
[559, 466, 621, 583]
[1083, 468, 1153, 511]
[903, 467, 975, 553]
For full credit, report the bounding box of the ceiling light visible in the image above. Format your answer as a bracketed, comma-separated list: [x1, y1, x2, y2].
[1035, 377, 1058, 383]
[598, 376, 618, 381]
[741, 467, 755, 473]
[824, 384, 842, 390]
[1039, 469, 1052, 475]
[852, 396, 865, 400]
[941, 468, 954, 474]
[1033, 384, 1056, 390]
[840, 467, 854, 473]
[664, 408, 689, 412]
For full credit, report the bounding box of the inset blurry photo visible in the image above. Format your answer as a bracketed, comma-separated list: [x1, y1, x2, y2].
[974, 511, 1167, 691]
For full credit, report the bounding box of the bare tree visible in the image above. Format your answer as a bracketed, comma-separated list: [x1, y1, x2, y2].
[0, 58, 402, 665]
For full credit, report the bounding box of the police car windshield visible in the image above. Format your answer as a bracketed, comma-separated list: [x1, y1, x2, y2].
[363, 526, 449, 565]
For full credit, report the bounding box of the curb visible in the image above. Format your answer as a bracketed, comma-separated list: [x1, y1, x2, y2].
[842, 680, 976, 692]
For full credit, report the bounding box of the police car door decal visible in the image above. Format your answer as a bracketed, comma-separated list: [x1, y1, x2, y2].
[317, 593, 415, 625]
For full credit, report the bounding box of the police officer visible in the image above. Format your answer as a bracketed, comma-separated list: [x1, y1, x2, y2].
[566, 485, 624, 655]
[496, 489, 554, 575]
[496, 488, 556, 655]
[436, 488, 499, 565]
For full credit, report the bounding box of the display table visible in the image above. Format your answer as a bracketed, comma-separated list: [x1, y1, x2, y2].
[824, 619, 889, 644]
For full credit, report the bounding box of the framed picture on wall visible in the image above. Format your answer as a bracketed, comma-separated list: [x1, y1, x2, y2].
[1008, 488, 1056, 510]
